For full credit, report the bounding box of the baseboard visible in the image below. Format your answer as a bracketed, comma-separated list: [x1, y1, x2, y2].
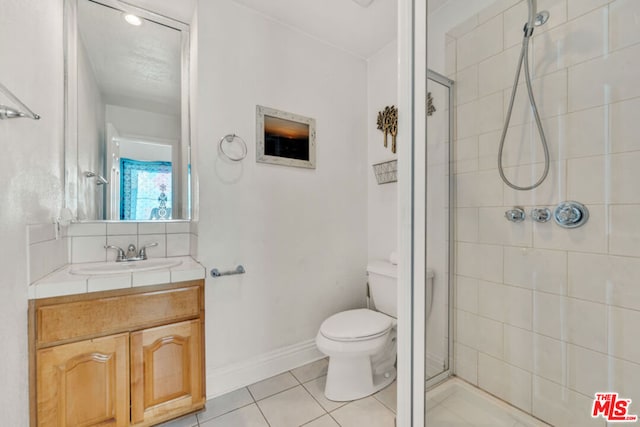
[206, 338, 325, 399]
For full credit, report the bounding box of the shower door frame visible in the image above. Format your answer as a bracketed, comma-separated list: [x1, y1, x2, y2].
[399, 1, 456, 425]
[424, 69, 455, 392]
[396, 0, 424, 424]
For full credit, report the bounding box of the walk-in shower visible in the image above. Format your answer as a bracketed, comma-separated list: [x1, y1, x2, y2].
[498, 0, 550, 191]
[411, 0, 640, 424]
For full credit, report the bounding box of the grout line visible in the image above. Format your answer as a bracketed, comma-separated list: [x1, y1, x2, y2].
[253, 402, 272, 427]
[327, 411, 342, 426]
[372, 391, 397, 414]
[245, 388, 272, 427]
[256, 406, 272, 427]
[248, 374, 301, 403]
[258, 383, 301, 402]
[246, 386, 258, 403]
[299, 378, 335, 415]
[299, 413, 331, 426]
[198, 401, 256, 424]
[289, 369, 303, 385]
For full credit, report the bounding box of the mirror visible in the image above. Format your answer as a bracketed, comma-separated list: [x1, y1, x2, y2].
[65, 0, 191, 221]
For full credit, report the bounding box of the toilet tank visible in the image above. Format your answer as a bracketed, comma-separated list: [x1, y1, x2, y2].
[367, 260, 398, 318]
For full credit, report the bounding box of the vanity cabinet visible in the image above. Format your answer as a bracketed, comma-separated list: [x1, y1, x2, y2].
[130, 320, 203, 425]
[29, 280, 205, 427]
[36, 333, 130, 426]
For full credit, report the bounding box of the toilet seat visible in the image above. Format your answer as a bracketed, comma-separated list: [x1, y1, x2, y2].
[320, 309, 393, 342]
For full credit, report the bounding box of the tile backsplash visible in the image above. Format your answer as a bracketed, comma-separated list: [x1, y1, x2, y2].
[27, 224, 69, 284]
[27, 221, 199, 284]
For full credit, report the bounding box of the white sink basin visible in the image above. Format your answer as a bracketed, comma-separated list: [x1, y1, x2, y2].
[70, 259, 182, 275]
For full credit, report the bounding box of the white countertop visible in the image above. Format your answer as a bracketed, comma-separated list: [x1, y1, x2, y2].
[29, 256, 206, 300]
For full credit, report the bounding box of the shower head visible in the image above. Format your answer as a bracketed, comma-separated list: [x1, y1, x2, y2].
[534, 10, 550, 26]
[525, 0, 550, 32]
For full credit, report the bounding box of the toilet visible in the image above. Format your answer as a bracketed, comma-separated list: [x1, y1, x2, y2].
[316, 259, 434, 402]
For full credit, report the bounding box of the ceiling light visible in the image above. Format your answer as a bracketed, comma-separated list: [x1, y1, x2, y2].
[352, 0, 374, 6]
[123, 13, 143, 26]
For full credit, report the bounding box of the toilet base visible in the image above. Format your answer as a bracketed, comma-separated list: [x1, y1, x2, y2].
[324, 358, 396, 402]
[321, 329, 397, 402]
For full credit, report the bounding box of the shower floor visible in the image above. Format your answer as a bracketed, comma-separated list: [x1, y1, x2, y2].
[427, 378, 549, 426]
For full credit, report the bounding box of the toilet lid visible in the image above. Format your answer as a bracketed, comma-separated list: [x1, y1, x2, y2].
[320, 309, 393, 342]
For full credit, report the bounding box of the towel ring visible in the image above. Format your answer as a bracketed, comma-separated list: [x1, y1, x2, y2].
[219, 134, 247, 161]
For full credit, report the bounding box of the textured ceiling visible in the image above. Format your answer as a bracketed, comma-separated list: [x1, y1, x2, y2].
[229, 0, 398, 59]
[77, 0, 450, 116]
[78, 0, 182, 116]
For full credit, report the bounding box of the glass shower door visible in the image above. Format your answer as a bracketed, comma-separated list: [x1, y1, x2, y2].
[425, 71, 453, 386]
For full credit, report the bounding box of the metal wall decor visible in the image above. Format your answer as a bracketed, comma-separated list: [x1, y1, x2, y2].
[376, 105, 398, 153]
[427, 92, 436, 116]
[372, 159, 398, 184]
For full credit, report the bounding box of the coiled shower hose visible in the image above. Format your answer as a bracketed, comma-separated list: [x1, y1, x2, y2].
[498, 24, 550, 191]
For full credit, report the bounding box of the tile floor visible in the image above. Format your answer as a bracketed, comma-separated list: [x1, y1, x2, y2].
[159, 358, 395, 427]
[159, 359, 548, 427]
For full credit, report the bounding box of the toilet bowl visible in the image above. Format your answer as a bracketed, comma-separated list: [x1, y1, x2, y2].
[316, 259, 434, 402]
[316, 308, 397, 401]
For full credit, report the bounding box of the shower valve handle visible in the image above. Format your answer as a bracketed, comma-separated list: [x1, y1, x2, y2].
[553, 201, 589, 229]
[531, 208, 551, 223]
[505, 207, 526, 223]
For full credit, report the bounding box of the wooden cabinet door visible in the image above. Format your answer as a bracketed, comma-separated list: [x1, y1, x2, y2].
[36, 333, 129, 427]
[130, 319, 204, 425]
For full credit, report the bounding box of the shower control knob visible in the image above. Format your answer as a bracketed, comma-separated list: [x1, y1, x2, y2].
[531, 208, 551, 223]
[557, 207, 576, 222]
[553, 201, 589, 229]
[505, 207, 526, 223]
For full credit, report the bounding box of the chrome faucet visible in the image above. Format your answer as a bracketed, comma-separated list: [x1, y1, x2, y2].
[105, 242, 158, 262]
[138, 242, 158, 259]
[105, 245, 127, 262]
[126, 244, 137, 259]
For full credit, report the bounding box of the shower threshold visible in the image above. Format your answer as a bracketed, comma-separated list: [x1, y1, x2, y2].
[426, 378, 551, 426]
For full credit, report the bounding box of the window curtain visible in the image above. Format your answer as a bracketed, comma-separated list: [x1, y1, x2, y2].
[120, 158, 172, 220]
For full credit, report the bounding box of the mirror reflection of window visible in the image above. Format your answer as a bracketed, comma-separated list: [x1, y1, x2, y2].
[120, 158, 172, 220]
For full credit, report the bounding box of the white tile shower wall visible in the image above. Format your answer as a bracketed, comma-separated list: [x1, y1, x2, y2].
[66, 222, 195, 264]
[448, 0, 640, 425]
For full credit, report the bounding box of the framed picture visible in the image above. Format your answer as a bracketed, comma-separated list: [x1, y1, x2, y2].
[256, 105, 316, 169]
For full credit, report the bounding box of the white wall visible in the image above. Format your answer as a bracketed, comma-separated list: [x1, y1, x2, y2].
[196, 0, 369, 396]
[119, 138, 173, 162]
[0, 0, 65, 424]
[105, 104, 180, 141]
[449, 0, 640, 425]
[367, 41, 398, 262]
